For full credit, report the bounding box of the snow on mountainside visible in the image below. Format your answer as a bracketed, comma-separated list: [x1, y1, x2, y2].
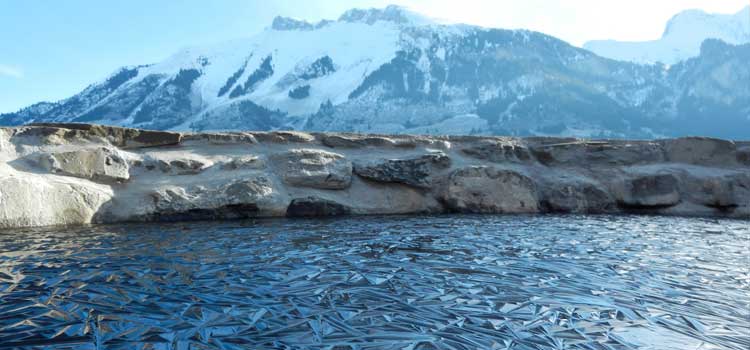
[584, 6, 750, 65]
[2, 5, 749, 139]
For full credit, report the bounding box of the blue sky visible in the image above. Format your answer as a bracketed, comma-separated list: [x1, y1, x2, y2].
[1, 0, 746, 113]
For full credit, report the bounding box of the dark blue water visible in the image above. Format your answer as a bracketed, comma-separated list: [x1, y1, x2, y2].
[0, 215, 748, 350]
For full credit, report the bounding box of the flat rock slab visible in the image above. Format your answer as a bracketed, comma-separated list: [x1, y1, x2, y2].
[461, 139, 533, 163]
[29, 123, 182, 148]
[38, 147, 130, 183]
[530, 141, 664, 166]
[540, 180, 614, 213]
[619, 174, 680, 208]
[662, 137, 737, 166]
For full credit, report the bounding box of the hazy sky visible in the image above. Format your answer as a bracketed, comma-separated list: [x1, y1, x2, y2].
[0, 0, 746, 113]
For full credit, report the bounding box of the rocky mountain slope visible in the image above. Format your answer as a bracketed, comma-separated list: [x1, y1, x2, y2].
[1, 123, 748, 228]
[2, 5, 749, 139]
[584, 6, 749, 65]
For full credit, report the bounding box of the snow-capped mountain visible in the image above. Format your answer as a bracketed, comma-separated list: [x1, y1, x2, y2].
[2, 5, 749, 139]
[584, 6, 749, 65]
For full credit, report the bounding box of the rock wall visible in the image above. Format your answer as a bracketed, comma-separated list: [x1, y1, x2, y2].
[0, 123, 747, 229]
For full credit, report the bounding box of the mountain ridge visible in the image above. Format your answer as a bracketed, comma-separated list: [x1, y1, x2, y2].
[2, 5, 748, 139]
[584, 6, 749, 65]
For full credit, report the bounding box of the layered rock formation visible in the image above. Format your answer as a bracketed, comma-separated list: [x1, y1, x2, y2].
[0, 123, 747, 229]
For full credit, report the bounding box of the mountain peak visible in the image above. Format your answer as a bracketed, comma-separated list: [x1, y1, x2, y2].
[662, 6, 750, 40]
[338, 4, 435, 26]
[584, 5, 749, 65]
[271, 16, 332, 31]
[270, 5, 437, 32]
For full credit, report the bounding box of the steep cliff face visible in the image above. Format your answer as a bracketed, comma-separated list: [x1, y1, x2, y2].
[0, 123, 747, 229]
[1, 5, 748, 139]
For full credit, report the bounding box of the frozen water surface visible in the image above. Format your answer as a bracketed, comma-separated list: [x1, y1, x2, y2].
[0, 215, 748, 349]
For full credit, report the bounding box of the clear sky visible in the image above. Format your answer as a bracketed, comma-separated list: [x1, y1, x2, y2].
[1, 0, 746, 113]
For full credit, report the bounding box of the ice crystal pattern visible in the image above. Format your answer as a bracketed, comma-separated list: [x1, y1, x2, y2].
[0, 215, 748, 349]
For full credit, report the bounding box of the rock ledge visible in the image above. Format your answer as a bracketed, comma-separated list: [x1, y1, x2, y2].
[0, 124, 747, 228]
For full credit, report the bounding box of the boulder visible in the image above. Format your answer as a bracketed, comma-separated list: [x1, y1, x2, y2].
[38, 147, 129, 183]
[682, 173, 748, 210]
[696, 178, 737, 208]
[440, 167, 538, 213]
[618, 173, 680, 208]
[662, 137, 737, 166]
[272, 149, 352, 189]
[147, 177, 276, 221]
[539, 180, 614, 213]
[221, 156, 266, 170]
[461, 139, 533, 163]
[736, 146, 750, 166]
[353, 152, 451, 188]
[286, 197, 351, 217]
[0, 176, 112, 228]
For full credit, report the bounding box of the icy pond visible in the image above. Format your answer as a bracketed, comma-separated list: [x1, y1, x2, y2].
[0, 215, 748, 350]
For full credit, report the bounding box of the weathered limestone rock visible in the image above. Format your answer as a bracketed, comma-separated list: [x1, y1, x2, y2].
[662, 137, 737, 166]
[221, 156, 266, 170]
[618, 174, 680, 208]
[696, 178, 736, 208]
[461, 139, 533, 163]
[272, 149, 352, 189]
[1, 123, 748, 228]
[322, 134, 398, 148]
[141, 154, 214, 175]
[146, 177, 277, 221]
[12, 126, 85, 146]
[728, 174, 750, 207]
[321, 134, 446, 149]
[736, 146, 750, 166]
[286, 197, 351, 217]
[682, 173, 748, 210]
[250, 131, 315, 143]
[353, 152, 451, 188]
[539, 180, 614, 213]
[158, 159, 212, 175]
[38, 147, 129, 183]
[0, 176, 111, 228]
[182, 132, 257, 144]
[440, 167, 538, 213]
[273, 131, 316, 143]
[0, 129, 10, 156]
[29, 123, 182, 148]
[530, 141, 664, 166]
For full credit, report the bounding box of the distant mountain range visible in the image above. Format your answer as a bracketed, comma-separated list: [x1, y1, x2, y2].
[2, 5, 749, 139]
[585, 6, 749, 65]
